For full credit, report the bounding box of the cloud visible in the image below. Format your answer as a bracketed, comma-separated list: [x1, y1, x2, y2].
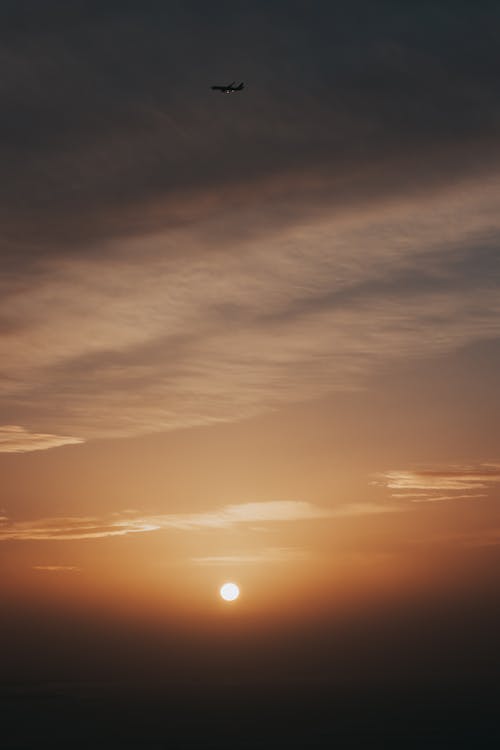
[0, 500, 400, 542]
[375, 462, 500, 503]
[0, 515, 159, 542]
[327, 502, 403, 517]
[191, 548, 308, 565]
[0, 425, 83, 453]
[32, 565, 81, 572]
[1, 4, 500, 442]
[402, 494, 487, 504]
[158, 501, 332, 531]
[3, 179, 500, 441]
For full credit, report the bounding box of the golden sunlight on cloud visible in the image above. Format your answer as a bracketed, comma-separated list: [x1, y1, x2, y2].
[0, 515, 160, 541]
[32, 565, 81, 572]
[375, 462, 500, 503]
[0, 500, 400, 542]
[160, 501, 332, 530]
[2, 179, 500, 442]
[0, 425, 83, 453]
[190, 547, 308, 565]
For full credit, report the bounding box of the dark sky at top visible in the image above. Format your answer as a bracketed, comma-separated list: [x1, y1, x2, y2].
[1, 1, 500, 439]
[2, 0, 500, 254]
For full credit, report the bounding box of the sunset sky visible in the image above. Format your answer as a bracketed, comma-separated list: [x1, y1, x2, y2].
[1, 1, 500, 701]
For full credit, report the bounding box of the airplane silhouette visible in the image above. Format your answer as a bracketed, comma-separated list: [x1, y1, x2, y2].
[211, 81, 244, 93]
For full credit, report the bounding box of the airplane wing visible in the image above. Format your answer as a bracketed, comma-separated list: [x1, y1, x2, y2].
[211, 82, 244, 92]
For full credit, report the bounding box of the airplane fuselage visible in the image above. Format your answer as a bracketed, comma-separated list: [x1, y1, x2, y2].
[211, 82, 244, 94]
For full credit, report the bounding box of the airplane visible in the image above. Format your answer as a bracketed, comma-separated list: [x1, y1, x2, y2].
[211, 81, 244, 93]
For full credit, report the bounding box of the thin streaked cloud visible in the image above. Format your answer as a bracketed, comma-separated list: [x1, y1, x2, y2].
[158, 501, 333, 531]
[0, 515, 160, 541]
[1, 2, 500, 449]
[0, 425, 83, 453]
[32, 565, 81, 572]
[375, 462, 500, 503]
[2, 179, 500, 444]
[191, 547, 308, 566]
[0, 500, 401, 542]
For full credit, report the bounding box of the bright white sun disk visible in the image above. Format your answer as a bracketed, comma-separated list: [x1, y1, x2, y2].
[220, 582, 240, 601]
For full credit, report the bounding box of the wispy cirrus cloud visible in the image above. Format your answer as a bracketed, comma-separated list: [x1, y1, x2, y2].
[32, 565, 81, 572]
[0, 514, 159, 541]
[2, 3, 500, 445]
[157, 501, 331, 531]
[0, 425, 83, 453]
[375, 462, 500, 503]
[191, 547, 308, 566]
[0, 499, 400, 542]
[2, 179, 500, 443]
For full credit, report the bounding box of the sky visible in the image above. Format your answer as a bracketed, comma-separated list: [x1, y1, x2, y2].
[1, 0, 500, 697]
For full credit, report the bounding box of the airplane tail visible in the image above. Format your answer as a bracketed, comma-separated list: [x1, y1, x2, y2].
[237, 82, 244, 90]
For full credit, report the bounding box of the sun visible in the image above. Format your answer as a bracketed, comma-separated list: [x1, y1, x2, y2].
[220, 582, 240, 602]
